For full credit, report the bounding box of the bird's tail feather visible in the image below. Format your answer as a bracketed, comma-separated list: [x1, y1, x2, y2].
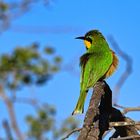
[72, 90, 87, 115]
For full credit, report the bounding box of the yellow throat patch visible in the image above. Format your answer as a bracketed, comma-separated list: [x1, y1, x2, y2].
[84, 40, 91, 49]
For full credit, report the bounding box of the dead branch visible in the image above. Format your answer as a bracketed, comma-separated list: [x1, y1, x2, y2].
[111, 135, 140, 140]
[2, 119, 13, 140]
[123, 117, 140, 134]
[109, 121, 140, 128]
[70, 81, 139, 140]
[112, 104, 140, 130]
[61, 120, 140, 140]
[77, 81, 106, 140]
[122, 107, 140, 114]
[110, 108, 139, 138]
[0, 85, 24, 140]
[61, 128, 82, 140]
[114, 104, 140, 115]
[14, 97, 41, 111]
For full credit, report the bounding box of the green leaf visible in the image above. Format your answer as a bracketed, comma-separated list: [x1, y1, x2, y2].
[44, 47, 55, 54]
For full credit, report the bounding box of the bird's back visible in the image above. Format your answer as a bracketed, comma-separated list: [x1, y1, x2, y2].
[80, 48, 113, 91]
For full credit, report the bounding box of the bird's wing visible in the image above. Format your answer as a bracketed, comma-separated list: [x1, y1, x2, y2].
[80, 53, 92, 91]
[104, 51, 119, 78]
[80, 52, 113, 91]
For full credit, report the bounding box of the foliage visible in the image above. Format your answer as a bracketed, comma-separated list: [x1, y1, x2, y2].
[0, 43, 79, 140]
[0, 1, 80, 140]
[0, 43, 62, 89]
[0, 0, 53, 32]
[26, 104, 79, 140]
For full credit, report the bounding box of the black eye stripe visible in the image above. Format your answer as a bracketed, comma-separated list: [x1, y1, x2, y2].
[86, 38, 92, 43]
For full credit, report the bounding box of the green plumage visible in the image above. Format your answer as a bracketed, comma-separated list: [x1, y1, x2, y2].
[72, 30, 113, 114]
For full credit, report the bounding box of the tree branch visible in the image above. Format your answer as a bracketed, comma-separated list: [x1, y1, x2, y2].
[77, 81, 106, 140]
[0, 85, 24, 140]
[111, 135, 140, 140]
[70, 81, 140, 140]
[109, 121, 140, 128]
[61, 128, 82, 140]
[3, 119, 13, 140]
[61, 120, 140, 140]
[114, 104, 140, 115]
[123, 107, 140, 114]
[14, 97, 41, 111]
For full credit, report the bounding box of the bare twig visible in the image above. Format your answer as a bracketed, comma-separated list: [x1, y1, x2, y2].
[61, 121, 140, 140]
[114, 104, 140, 115]
[103, 119, 140, 138]
[109, 121, 140, 128]
[61, 128, 82, 140]
[108, 36, 133, 104]
[114, 104, 126, 109]
[123, 107, 140, 114]
[0, 85, 24, 140]
[111, 135, 140, 140]
[3, 119, 13, 140]
[14, 97, 41, 111]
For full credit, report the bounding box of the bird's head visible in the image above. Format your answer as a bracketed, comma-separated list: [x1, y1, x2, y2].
[76, 30, 105, 49]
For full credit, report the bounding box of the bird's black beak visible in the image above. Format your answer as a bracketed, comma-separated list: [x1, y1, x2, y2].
[75, 36, 92, 43]
[75, 36, 85, 40]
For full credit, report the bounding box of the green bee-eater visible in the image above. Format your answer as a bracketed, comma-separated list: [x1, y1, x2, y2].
[72, 30, 118, 115]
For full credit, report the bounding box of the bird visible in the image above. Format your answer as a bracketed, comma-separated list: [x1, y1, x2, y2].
[72, 30, 118, 115]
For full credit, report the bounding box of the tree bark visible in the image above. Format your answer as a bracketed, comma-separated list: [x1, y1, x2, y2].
[77, 81, 106, 140]
[0, 86, 24, 140]
[77, 81, 139, 140]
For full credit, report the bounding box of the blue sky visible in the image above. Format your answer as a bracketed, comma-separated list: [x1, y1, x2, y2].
[0, 0, 140, 139]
